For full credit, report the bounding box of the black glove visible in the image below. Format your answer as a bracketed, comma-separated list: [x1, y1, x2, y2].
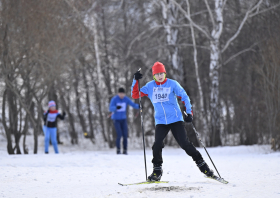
[184, 114, 193, 123]
[134, 71, 143, 80]
[62, 111, 66, 116]
[116, 106, 122, 110]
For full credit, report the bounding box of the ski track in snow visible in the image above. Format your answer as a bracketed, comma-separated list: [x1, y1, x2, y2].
[0, 139, 280, 198]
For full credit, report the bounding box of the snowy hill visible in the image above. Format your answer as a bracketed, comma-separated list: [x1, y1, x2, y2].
[0, 137, 279, 198]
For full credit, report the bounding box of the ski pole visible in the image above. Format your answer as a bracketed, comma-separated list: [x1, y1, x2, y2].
[184, 111, 222, 178]
[137, 68, 148, 181]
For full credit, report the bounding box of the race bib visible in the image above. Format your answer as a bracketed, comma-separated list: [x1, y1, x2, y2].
[47, 113, 58, 122]
[116, 102, 126, 112]
[152, 87, 171, 103]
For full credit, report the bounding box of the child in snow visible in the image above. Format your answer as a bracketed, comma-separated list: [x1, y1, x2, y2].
[109, 88, 140, 154]
[131, 62, 214, 181]
[43, 101, 66, 154]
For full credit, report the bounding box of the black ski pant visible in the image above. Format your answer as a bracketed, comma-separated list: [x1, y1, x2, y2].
[152, 121, 203, 165]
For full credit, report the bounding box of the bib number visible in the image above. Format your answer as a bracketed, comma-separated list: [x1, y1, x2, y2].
[152, 87, 171, 103]
[116, 103, 126, 112]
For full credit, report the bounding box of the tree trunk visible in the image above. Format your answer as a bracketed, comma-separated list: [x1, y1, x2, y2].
[209, 41, 222, 146]
[209, 0, 223, 146]
[92, 12, 112, 148]
[7, 86, 21, 154]
[2, 89, 14, 154]
[187, 0, 209, 146]
[82, 63, 95, 141]
[60, 92, 78, 144]
[73, 65, 88, 136]
[161, 0, 182, 81]
[22, 110, 29, 154]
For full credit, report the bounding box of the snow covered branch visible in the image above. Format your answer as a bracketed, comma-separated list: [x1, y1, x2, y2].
[249, 2, 280, 17]
[221, 0, 263, 53]
[203, 0, 215, 28]
[170, 0, 211, 40]
[125, 25, 163, 59]
[220, 42, 258, 68]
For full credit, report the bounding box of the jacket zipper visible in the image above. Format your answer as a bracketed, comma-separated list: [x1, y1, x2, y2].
[159, 83, 167, 124]
[174, 108, 178, 117]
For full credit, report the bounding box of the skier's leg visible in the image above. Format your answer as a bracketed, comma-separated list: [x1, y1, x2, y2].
[170, 121, 201, 159]
[113, 120, 122, 154]
[44, 127, 50, 153]
[151, 124, 170, 165]
[121, 119, 128, 154]
[170, 121, 213, 176]
[50, 128, 59, 154]
[148, 124, 170, 181]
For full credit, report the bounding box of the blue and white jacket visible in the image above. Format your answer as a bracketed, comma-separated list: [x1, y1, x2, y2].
[131, 78, 192, 125]
[43, 110, 66, 128]
[109, 95, 139, 120]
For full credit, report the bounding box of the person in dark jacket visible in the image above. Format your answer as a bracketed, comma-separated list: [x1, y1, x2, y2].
[109, 88, 139, 154]
[43, 101, 66, 154]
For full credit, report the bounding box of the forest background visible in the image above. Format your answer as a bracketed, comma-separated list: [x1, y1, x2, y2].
[1, 0, 280, 154]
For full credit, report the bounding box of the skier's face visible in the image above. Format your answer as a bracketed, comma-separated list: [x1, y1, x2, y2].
[118, 93, 125, 99]
[154, 72, 165, 82]
[49, 106, 56, 111]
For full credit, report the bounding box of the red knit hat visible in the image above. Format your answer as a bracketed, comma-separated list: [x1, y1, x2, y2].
[152, 62, 166, 75]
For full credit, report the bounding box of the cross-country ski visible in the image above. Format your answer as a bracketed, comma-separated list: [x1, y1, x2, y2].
[118, 181, 169, 186]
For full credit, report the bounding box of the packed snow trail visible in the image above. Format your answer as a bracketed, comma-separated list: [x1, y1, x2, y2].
[0, 143, 279, 198]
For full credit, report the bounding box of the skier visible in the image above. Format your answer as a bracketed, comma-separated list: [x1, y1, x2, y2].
[131, 62, 214, 181]
[43, 101, 66, 154]
[109, 88, 140, 154]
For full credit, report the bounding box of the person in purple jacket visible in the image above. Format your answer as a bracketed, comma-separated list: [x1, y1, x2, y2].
[131, 62, 214, 181]
[109, 88, 139, 154]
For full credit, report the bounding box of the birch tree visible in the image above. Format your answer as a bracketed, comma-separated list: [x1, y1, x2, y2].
[160, 0, 183, 81]
[171, 0, 275, 146]
[185, 0, 209, 144]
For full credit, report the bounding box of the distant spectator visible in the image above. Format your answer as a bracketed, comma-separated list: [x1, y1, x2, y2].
[109, 88, 139, 154]
[43, 101, 66, 154]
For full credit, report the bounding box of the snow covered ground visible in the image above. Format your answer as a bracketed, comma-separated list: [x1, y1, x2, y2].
[0, 137, 279, 198]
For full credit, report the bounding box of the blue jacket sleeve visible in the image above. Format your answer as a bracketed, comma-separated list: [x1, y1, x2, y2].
[140, 83, 149, 96]
[125, 97, 139, 109]
[173, 81, 192, 114]
[109, 97, 117, 112]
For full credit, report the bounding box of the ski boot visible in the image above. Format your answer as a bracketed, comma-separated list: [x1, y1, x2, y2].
[148, 164, 163, 181]
[117, 149, 121, 154]
[123, 150, 127, 155]
[196, 159, 214, 177]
